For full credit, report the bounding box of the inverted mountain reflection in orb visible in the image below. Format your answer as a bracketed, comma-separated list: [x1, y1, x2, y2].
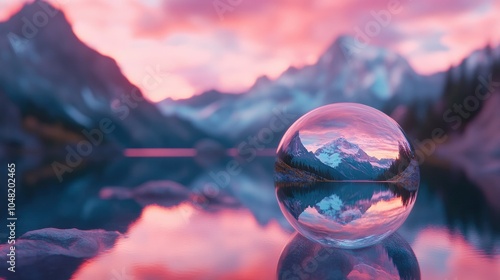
[277, 232, 421, 280]
[276, 182, 417, 248]
[275, 103, 420, 248]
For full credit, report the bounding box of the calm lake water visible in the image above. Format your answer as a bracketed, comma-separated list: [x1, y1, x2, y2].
[1, 155, 499, 280]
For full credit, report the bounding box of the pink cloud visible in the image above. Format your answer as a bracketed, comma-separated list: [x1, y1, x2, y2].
[288, 104, 405, 159]
[2, 0, 499, 100]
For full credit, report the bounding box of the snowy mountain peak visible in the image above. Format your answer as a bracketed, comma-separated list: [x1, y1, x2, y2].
[320, 35, 406, 67]
[316, 137, 360, 157]
[314, 138, 358, 168]
[158, 35, 442, 140]
[326, 137, 359, 151]
[317, 36, 352, 65]
[314, 137, 391, 169]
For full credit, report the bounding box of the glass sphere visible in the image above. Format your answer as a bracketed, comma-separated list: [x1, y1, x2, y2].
[275, 103, 419, 249]
[277, 233, 420, 280]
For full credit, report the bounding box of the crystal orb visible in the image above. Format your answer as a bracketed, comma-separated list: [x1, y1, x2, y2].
[277, 232, 420, 280]
[275, 103, 419, 248]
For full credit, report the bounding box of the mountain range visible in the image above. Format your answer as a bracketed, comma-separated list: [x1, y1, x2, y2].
[1, 1, 499, 173]
[314, 137, 392, 168]
[0, 1, 211, 150]
[159, 36, 444, 142]
[314, 137, 392, 180]
[276, 132, 392, 181]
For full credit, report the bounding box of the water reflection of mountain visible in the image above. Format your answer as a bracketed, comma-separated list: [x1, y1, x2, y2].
[416, 165, 500, 256]
[6, 155, 207, 236]
[276, 182, 417, 220]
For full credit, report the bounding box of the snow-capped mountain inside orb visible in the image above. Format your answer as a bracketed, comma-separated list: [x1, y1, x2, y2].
[313, 137, 392, 169]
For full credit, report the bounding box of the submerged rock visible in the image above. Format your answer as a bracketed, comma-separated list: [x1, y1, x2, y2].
[0, 228, 120, 280]
[100, 180, 194, 207]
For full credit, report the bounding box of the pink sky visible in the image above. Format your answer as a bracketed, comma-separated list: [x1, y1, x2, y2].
[300, 111, 403, 159]
[284, 104, 405, 159]
[1, 0, 500, 102]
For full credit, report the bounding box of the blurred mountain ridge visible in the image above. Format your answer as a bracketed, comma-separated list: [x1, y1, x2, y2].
[1, 1, 500, 163]
[159, 35, 445, 141]
[0, 1, 212, 152]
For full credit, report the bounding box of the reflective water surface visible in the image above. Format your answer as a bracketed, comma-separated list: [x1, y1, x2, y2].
[74, 204, 289, 279]
[0, 156, 499, 280]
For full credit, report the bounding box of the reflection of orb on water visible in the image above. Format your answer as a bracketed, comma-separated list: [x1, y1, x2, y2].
[277, 233, 421, 280]
[275, 103, 419, 248]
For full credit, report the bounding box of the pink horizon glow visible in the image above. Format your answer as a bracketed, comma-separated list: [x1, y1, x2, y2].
[1, 0, 499, 102]
[124, 148, 198, 157]
[124, 148, 276, 157]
